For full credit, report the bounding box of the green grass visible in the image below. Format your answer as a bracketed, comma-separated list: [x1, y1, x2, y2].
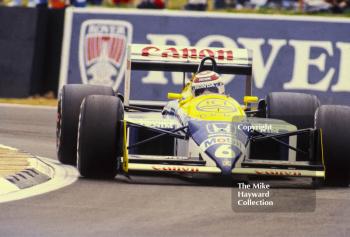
[166, 0, 187, 9]
[0, 98, 57, 106]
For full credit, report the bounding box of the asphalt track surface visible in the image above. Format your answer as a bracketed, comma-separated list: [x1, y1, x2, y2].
[0, 104, 349, 237]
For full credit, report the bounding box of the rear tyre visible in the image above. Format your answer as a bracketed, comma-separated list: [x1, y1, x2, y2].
[315, 105, 350, 186]
[77, 95, 124, 179]
[57, 85, 114, 165]
[266, 92, 320, 161]
[266, 92, 320, 129]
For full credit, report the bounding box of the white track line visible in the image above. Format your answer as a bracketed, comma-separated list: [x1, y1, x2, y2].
[0, 157, 79, 203]
[0, 179, 18, 194]
[0, 144, 18, 151]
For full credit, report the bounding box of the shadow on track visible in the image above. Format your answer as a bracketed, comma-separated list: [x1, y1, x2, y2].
[79, 172, 322, 190]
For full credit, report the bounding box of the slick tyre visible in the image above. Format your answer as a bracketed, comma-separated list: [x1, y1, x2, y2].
[315, 105, 350, 186]
[266, 92, 320, 129]
[57, 85, 114, 165]
[77, 95, 124, 179]
[266, 92, 320, 161]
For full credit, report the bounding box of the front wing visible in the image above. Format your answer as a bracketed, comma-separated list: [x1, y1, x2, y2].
[123, 154, 325, 179]
[122, 117, 325, 179]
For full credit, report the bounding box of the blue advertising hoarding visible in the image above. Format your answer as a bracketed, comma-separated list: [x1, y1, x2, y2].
[59, 8, 350, 104]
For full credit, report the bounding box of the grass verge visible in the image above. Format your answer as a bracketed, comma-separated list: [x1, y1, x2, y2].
[0, 98, 58, 107]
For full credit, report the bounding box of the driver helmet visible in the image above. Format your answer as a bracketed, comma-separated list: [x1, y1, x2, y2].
[191, 70, 225, 97]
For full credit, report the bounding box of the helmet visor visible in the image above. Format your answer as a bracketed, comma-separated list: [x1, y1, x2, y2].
[194, 87, 219, 96]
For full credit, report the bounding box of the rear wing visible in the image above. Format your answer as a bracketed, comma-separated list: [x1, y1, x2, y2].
[124, 44, 253, 106]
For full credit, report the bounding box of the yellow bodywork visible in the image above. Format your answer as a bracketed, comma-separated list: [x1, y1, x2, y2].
[180, 94, 246, 122]
[171, 82, 246, 122]
[122, 119, 128, 172]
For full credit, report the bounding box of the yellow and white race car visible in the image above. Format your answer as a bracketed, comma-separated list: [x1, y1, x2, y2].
[57, 44, 350, 187]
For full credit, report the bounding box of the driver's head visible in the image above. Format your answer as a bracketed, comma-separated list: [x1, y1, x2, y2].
[191, 71, 225, 97]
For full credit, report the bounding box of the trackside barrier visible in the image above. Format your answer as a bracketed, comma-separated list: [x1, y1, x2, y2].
[0, 7, 46, 97]
[0, 7, 64, 98]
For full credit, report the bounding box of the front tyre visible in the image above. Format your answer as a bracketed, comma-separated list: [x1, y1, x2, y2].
[315, 105, 350, 186]
[77, 95, 124, 179]
[57, 85, 114, 165]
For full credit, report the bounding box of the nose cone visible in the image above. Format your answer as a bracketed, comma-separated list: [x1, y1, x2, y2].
[189, 120, 244, 176]
[204, 143, 242, 176]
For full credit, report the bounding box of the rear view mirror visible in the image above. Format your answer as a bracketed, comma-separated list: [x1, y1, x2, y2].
[168, 93, 182, 100]
[243, 96, 259, 104]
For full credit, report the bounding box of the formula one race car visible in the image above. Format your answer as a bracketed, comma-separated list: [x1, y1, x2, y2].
[57, 44, 350, 186]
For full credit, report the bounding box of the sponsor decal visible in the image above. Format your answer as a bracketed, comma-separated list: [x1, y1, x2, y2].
[206, 123, 233, 134]
[152, 166, 199, 172]
[163, 156, 189, 160]
[255, 170, 302, 176]
[193, 71, 220, 83]
[196, 99, 236, 113]
[199, 136, 244, 150]
[200, 136, 231, 150]
[128, 118, 176, 129]
[79, 20, 133, 90]
[192, 82, 222, 90]
[141, 46, 234, 61]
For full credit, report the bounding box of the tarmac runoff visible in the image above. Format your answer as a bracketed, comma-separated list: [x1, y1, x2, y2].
[0, 144, 79, 203]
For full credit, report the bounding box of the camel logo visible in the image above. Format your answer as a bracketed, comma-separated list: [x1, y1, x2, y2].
[79, 20, 133, 90]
